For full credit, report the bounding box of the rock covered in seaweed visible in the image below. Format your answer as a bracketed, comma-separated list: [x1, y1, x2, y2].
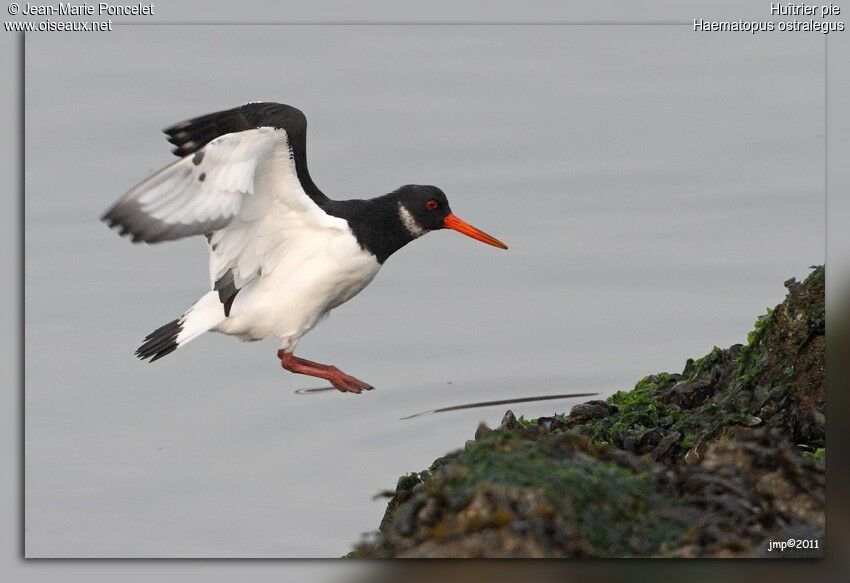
[350, 266, 825, 558]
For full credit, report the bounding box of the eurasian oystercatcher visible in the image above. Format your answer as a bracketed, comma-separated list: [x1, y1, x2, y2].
[102, 102, 507, 393]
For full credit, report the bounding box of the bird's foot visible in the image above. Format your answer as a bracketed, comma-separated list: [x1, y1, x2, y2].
[326, 371, 374, 394]
[278, 350, 374, 394]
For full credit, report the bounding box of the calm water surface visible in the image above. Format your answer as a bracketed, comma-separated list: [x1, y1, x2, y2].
[25, 27, 823, 556]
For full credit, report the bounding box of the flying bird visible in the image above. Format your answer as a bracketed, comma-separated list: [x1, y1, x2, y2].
[102, 102, 507, 393]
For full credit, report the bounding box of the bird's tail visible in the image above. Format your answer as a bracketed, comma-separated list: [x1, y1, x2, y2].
[136, 291, 226, 362]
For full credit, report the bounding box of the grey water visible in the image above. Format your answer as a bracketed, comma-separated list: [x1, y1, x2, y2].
[25, 27, 824, 557]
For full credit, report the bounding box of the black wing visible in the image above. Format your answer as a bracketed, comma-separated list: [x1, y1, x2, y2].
[163, 102, 325, 203]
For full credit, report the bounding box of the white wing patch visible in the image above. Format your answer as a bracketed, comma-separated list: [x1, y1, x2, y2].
[103, 126, 350, 298]
[106, 127, 284, 241]
[204, 131, 349, 291]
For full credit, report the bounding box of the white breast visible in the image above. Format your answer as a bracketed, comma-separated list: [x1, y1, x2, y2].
[215, 227, 380, 351]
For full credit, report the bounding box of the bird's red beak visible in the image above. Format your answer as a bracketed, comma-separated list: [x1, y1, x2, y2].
[443, 214, 508, 250]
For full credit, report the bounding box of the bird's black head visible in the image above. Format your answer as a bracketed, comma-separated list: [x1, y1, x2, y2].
[393, 185, 451, 232]
[392, 184, 508, 249]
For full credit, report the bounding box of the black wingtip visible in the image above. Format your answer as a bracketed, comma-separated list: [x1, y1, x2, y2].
[136, 319, 182, 362]
[160, 102, 306, 158]
[101, 206, 146, 244]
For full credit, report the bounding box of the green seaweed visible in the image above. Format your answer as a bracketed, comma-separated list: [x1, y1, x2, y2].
[685, 346, 726, 380]
[577, 372, 684, 448]
[430, 430, 684, 555]
[803, 447, 825, 463]
[575, 266, 825, 454]
[747, 308, 775, 346]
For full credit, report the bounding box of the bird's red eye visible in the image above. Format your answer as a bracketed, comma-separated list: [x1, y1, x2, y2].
[425, 199, 438, 210]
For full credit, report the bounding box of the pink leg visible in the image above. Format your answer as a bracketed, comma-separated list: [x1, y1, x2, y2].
[278, 350, 374, 394]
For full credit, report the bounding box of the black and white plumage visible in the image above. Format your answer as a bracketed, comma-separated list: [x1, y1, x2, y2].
[102, 102, 507, 393]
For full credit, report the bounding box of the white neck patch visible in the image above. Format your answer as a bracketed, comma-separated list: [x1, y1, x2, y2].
[398, 203, 426, 238]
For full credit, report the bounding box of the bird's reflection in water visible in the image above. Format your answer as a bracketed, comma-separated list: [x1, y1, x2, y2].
[399, 392, 600, 420]
[293, 387, 600, 419]
[293, 387, 337, 394]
